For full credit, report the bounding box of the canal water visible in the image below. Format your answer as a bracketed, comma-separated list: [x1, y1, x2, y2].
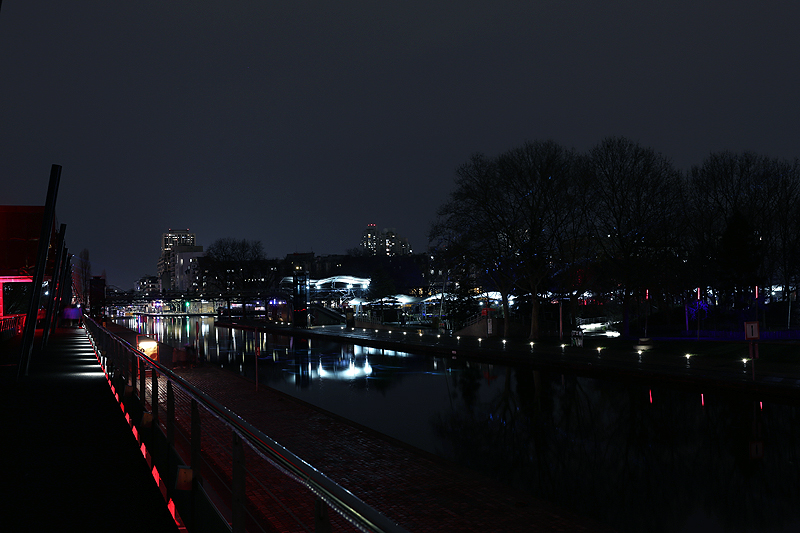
[117, 316, 800, 533]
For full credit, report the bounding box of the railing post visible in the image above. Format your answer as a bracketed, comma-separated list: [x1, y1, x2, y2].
[232, 432, 245, 533]
[167, 380, 175, 501]
[130, 351, 137, 392]
[152, 369, 159, 444]
[315, 496, 332, 533]
[191, 398, 202, 531]
[139, 357, 146, 405]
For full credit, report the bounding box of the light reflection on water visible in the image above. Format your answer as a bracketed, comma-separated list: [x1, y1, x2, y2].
[117, 316, 800, 533]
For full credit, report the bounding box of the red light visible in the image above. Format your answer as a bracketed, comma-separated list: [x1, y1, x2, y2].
[701, 393, 704, 407]
[760, 401, 763, 410]
[649, 390, 652, 404]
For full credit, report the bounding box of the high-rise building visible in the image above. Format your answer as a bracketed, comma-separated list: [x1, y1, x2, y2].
[162, 229, 195, 251]
[360, 224, 411, 256]
[158, 229, 203, 291]
[361, 224, 378, 255]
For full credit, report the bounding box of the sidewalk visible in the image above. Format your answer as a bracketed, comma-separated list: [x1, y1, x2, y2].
[0, 327, 179, 533]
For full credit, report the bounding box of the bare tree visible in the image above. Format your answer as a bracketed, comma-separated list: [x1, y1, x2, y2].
[497, 140, 577, 339]
[687, 151, 778, 308]
[204, 238, 266, 295]
[431, 153, 518, 335]
[585, 137, 684, 337]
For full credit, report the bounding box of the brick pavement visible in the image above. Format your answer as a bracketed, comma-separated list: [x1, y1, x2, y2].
[160, 364, 612, 533]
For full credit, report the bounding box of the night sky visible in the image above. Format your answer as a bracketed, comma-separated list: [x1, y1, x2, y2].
[2, 2, 799, 289]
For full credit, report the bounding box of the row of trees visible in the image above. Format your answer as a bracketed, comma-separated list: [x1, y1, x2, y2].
[201, 238, 277, 296]
[430, 137, 800, 338]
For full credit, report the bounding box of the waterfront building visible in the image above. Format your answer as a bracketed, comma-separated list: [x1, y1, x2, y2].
[157, 229, 203, 291]
[134, 275, 159, 295]
[0, 205, 57, 316]
[174, 248, 205, 292]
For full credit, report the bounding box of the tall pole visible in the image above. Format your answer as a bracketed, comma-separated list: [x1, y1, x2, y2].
[49, 249, 71, 339]
[41, 224, 67, 348]
[18, 164, 62, 378]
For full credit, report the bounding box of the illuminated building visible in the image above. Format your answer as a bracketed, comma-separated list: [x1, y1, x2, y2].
[360, 224, 411, 256]
[157, 229, 203, 291]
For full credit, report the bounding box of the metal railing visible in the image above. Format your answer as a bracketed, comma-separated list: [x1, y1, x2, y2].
[1, 315, 24, 337]
[84, 316, 409, 533]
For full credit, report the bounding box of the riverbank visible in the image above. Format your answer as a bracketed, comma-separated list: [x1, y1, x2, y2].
[215, 318, 800, 400]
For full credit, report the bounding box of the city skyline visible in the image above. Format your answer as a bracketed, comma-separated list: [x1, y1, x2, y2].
[2, 2, 799, 289]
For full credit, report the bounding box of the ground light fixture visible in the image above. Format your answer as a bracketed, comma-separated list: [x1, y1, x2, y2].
[136, 335, 158, 360]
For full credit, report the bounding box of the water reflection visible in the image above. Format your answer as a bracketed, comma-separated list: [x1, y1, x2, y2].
[116, 316, 800, 533]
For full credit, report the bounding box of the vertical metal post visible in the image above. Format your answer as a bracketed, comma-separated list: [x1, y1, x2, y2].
[131, 352, 138, 396]
[191, 398, 202, 531]
[232, 432, 245, 533]
[255, 336, 259, 392]
[152, 369, 159, 440]
[19, 164, 61, 378]
[167, 380, 175, 500]
[41, 224, 66, 348]
[139, 357, 146, 404]
[315, 497, 332, 533]
[191, 399, 202, 482]
[49, 248, 71, 339]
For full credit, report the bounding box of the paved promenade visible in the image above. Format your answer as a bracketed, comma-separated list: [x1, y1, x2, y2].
[0, 327, 179, 533]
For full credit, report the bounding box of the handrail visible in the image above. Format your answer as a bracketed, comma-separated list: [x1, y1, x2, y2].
[1, 315, 25, 336]
[84, 316, 408, 533]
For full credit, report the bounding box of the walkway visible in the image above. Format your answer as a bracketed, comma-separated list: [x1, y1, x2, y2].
[0, 327, 179, 533]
